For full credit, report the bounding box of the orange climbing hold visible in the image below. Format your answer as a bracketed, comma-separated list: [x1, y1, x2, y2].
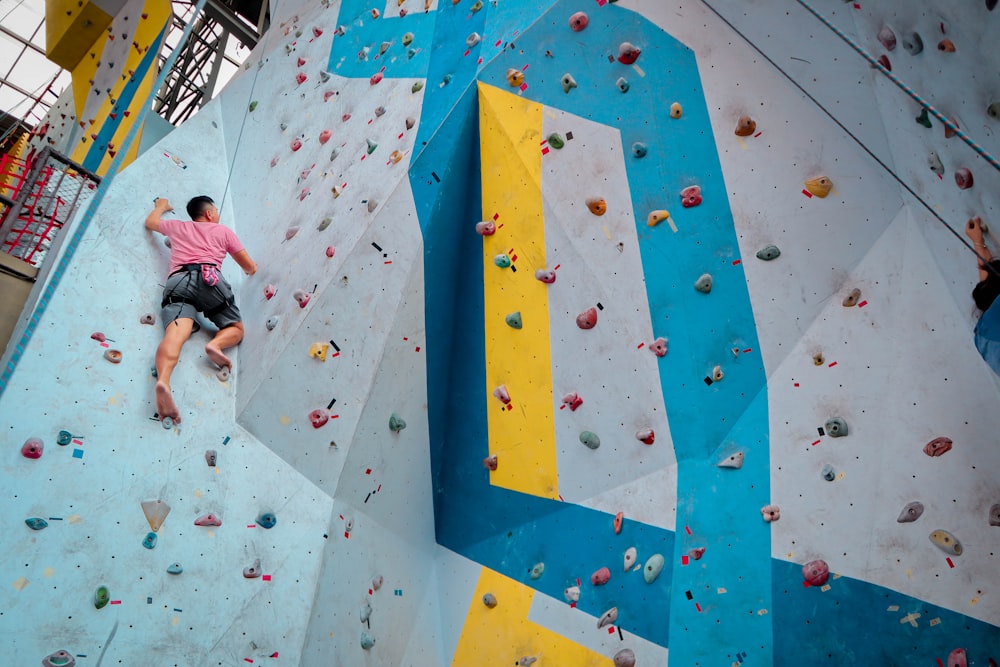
[506, 68, 525, 87]
[613, 512, 624, 535]
[586, 197, 607, 215]
[735, 116, 756, 136]
[938, 38, 956, 52]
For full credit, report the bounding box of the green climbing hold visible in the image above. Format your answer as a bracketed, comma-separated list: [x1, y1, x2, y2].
[643, 554, 665, 583]
[318, 217, 332, 231]
[142, 532, 157, 549]
[389, 413, 407, 433]
[249, 100, 258, 112]
[916, 107, 932, 128]
[412, 81, 424, 93]
[547, 133, 565, 149]
[756, 245, 781, 261]
[494, 254, 512, 269]
[94, 585, 110, 609]
[57, 430, 72, 446]
[366, 139, 378, 154]
[580, 431, 601, 449]
[167, 562, 183, 575]
[505, 312, 523, 329]
[25, 517, 48, 530]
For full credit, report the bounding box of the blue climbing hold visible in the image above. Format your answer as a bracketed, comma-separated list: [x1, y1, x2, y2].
[57, 430, 72, 446]
[167, 562, 183, 575]
[25, 517, 48, 530]
[257, 512, 277, 529]
[142, 532, 158, 549]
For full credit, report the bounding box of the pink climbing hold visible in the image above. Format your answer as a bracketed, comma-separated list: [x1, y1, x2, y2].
[370, 72, 383, 85]
[591, 566, 611, 585]
[535, 269, 556, 284]
[636, 428, 654, 445]
[264, 284, 276, 300]
[312, 26, 323, 37]
[948, 648, 968, 667]
[194, 513, 222, 527]
[576, 307, 598, 330]
[309, 409, 329, 429]
[319, 129, 332, 144]
[291, 138, 302, 152]
[924, 436, 952, 457]
[483, 455, 498, 471]
[326, 246, 336, 258]
[562, 392, 583, 411]
[618, 42, 641, 65]
[569, 11, 588, 31]
[493, 385, 511, 405]
[324, 91, 336, 102]
[761, 504, 781, 522]
[298, 188, 310, 201]
[955, 168, 974, 189]
[680, 185, 702, 207]
[270, 156, 279, 168]
[650, 337, 668, 357]
[877, 25, 897, 51]
[475, 220, 496, 236]
[295, 72, 307, 85]
[342, 113, 351, 123]
[293, 289, 311, 308]
[91, 332, 106, 342]
[297, 57, 306, 67]
[689, 547, 706, 560]
[21, 437, 43, 459]
[802, 559, 829, 587]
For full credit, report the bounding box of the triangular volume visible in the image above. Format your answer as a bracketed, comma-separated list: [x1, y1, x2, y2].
[141, 499, 171, 532]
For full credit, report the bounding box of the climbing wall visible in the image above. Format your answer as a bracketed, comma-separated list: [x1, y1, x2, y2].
[3, 0, 999, 665]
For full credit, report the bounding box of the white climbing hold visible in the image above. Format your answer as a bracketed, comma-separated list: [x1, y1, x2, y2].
[597, 606, 618, 628]
[623, 546, 637, 571]
[717, 451, 744, 469]
[564, 585, 580, 602]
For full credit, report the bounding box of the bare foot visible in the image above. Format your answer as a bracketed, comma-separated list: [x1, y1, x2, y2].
[205, 343, 232, 371]
[155, 381, 181, 423]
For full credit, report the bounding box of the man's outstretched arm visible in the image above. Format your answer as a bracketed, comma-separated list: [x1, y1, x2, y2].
[232, 249, 257, 276]
[145, 198, 174, 232]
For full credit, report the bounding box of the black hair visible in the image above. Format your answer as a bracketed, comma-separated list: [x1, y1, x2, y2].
[186, 195, 215, 220]
[973, 260, 1000, 311]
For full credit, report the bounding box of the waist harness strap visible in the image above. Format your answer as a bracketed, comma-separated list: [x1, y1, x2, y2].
[161, 294, 235, 318]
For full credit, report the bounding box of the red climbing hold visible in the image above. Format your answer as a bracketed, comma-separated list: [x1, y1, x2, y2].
[21, 437, 43, 459]
[924, 436, 953, 457]
[636, 428, 654, 445]
[91, 332, 107, 342]
[535, 269, 556, 284]
[370, 72, 383, 85]
[955, 168, 973, 189]
[264, 284, 276, 300]
[291, 138, 302, 152]
[877, 54, 891, 71]
[617, 42, 641, 65]
[475, 220, 496, 236]
[493, 385, 511, 405]
[576, 307, 598, 330]
[802, 559, 829, 587]
[293, 290, 311, 308]
[319, 129, 332, 144]
[562, 392, 583, 411]
[877, 26, 896, 51]
[309, 409, 329, 428]
[194, 513, 222, 527]
[295, 72, 307, 85]
[680, 185, 702, 208]
[591, 566, 611, 585]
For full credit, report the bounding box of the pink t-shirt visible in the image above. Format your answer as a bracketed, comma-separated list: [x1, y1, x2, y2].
[159, 219, 245, 276]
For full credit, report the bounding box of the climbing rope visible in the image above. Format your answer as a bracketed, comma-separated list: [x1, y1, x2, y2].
[700, 0, 999, 275]
[0, 0, 210, 397]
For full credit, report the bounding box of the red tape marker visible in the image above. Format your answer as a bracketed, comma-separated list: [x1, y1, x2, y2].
[802, 189, 813, 198]
[946, 558, 954, 569]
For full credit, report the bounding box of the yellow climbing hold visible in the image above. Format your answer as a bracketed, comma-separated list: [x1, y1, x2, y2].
[647, 210, 670, 227]
[309, 342, 330, 361]
[805, 176, 833, 198]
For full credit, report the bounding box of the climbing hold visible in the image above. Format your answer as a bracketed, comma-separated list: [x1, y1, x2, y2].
[141, 500, 171, 532]
[561, 73, 577, 93]
[631, 142, 647, 158]
[25, 517, 48, 530]
[95, 585, 110, 609]
[877, 25, 896, 51]
[896, 501, 924, 523]
[949, 648, 968, 667]
[139, 312, 156, 325]
[680, 184, 702, 207]
[580, 431, 601, 449]
[694, 273, 712, 293]
[802, 559, 829, 586]
[506, 69, 525, 87]
[483, 455, 498, 471]
[643, 554, 664, 583]
[505, 312, 523, 329]
[389, 150, 403, 164]
[367, 198, 379, 213]
[761, 504, 781, 522]
[142, 531, 157, 549]
[466, 32, 481, 47]
[735, 116, 757, 136]
[902, 31, 923, 55]
[717, 451, 744, 469]
[813, 353, 824, 366]
[597, 607, 618, 628]
[825, 417, 848, 438]
[650, 337, 668, 357]
[937, 38, 956, 52]
[613, 649, 636, 667]
[483, 592, 498, 608]
[372, 574, 384, 591]
[366, 138, 378, 154]
[618, 42, 641, 64]
[21, 437, 43, 459]
[290, 138, 302, 152]
[989, 103, 1000, 119]
[821, 464, 836, 481]
[389, 413, 407, 432]
[265, 317, 279, 331]
[402, 32, 413, 46]
[257, 512, 277, 529]
[104, 349, 122, 363]
[292, 289, 311, 308]
[519, 658, 536, 667]
[374, 106, 386, 118]
[318, 129, 332, 145]
[494, 254, 512, 268]
[613, 511, 624, 535]
[756, 244, 780, 260]
[923, 436, 952, 457]
[309, 342, 329, 361]
[669, 102, 683, 119]
[842, 288, 862, 307]
[586, 197, 607, 216]
[42, 650, 76, 667]
[591, 566, 611, 585]
[360, 601, 372, 623]
[577, 307, 598, 330]
[647, 210, 670, 227]
[562, 392, 583, 411]
[475, 220, 496, 236]
[243, 558, 262, 578]
[928, 151, 944, 175]
[535, 269, 557, 284]
[530, 562, 545, 579]
[955, 168, 974, 190]
[57, 430, 72, 446]
[194, 513, 222, 527]
[318, 217, 333, 232]
[295, 72, 307, 85]
[161, 417, 174, 429]
[493, 385, 511, 405]
[205, 449, 217, 467]
[623, 546, 637, 571]
[804, 176, 833, 198]
[989, 504, 1000, 527]
[360, 631, 376, 650]
[929, 529, 962, 556]
[564, 585, 580, 602]
[264, 284, 276, 300]
[689, 547, 706, 560]
[636, 428, 654, 445]
[469, 0, 483, 11]
[547, 133, 565, 149]
[916, 107, 932, 128]
[91, 332, 107, 342]
[569, 11, 588, 31]
[411, 81, 424, 93]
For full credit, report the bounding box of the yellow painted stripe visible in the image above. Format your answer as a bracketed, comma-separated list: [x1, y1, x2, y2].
[478, 82, 558, 500]
[451, 568, 613, 666]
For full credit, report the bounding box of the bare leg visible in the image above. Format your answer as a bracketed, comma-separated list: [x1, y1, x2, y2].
[155, 318, 195, 423]
[205, 322, 244, 371]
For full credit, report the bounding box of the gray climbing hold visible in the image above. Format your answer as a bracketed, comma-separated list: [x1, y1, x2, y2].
[360, 601, 372, 623]
[643, 553, 664, 583]
[243, 558, 262, 578]
[616, 77, 630, 93]
[821, 464, 836, 481]
[360, 631, 376, 650]
[161, 416, 174, 429]
[756, 245, 781, 261]
[694, 273, 712, 293]
[580, 431, 601, 449]
[824, 417, 848, 438]
[205, 449, 217, 466]
[483, 592, 498, 608]
[167, 562, 183, 574]
[318, 216, 333, 231]
[25, 517, 48, 530]
[389, 413, 406, 433]
[561, 73, 577, 93]
[266, 316, 279, 331]
[530, 562, 545, 579]
[928, 151, 944, 175]
[896, 501, 924, 523]
[717, 451, 744, 469]
[989, 503, 1000, 527]
[613, 648, 636, 667]
[142, 532, 157, 549]
[989, 103, 1000, 120]
[902, 31, 923, 55]
[519, 658, 537, 667]
[505, 312, 523, 329]
[367, 198, 378, 213]
[631, 142, 647, 158]
[597, 606, 618, 628]
[42, 650, 76, 667]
